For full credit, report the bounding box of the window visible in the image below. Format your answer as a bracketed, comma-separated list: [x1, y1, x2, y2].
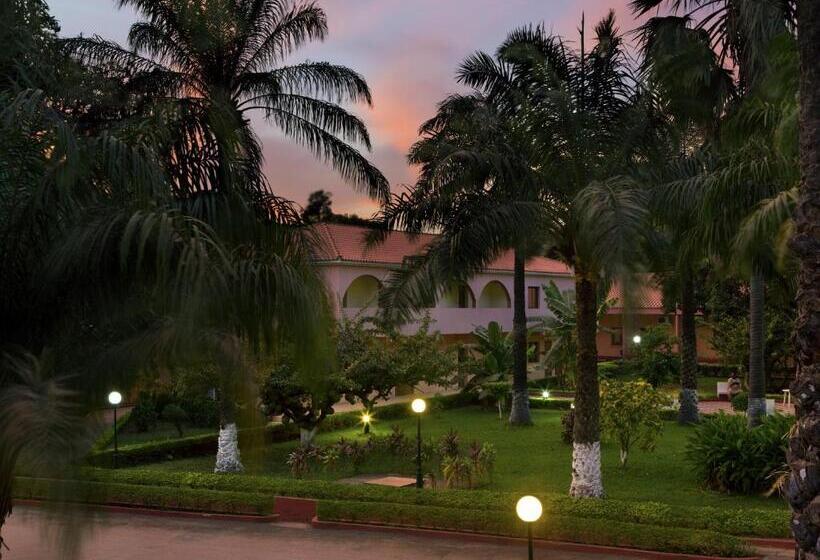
[458, 285, 473, 308]
[527, 286, 539, 309]
[610, 330, 623, 346]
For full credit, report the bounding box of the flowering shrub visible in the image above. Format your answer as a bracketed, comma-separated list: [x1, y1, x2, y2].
[600, 380, 670, 467]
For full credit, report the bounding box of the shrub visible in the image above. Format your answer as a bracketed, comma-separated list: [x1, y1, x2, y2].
[162, 404, 188, 437]
[130, 393, 159, 432]
[624, 326, 678, 387]
[600, 380, 669, 467]
[181, 396, 219, 428]
[597, 361, 624, 380]
[479, 381, 510, 418]
[436, 429, 461, 459]
[731, 392, 748, 412]
[560, 409, 574, 444]
[686, 412, 793, 494]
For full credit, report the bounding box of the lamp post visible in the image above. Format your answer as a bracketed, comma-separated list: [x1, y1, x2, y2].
[541, 389, 550, 399]
[411, 398, 426, 488]
[108, 391, 122, 469]
[361, 411, 372, 434]
[516, 495, 543, 560]
[632, 334, 642, 345]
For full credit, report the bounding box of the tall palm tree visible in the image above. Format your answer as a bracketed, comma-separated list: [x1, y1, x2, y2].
[788, 1, 820, 557]
[375, 88, 547, 426]
[636, 15, 735, 424]
[632, 0, 795, 427]
[63, 0, 388, 470]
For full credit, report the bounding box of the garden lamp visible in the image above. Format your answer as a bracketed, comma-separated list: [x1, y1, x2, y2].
[361, 412, 372, 434]
[516, 495, 543, 560]
[632, 334, 642, 345]
[108, 391, 122, 469]
[541, 389, 550, 399]
[411, 398, 426, 488]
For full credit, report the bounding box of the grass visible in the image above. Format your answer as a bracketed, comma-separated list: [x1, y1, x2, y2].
[137, 405, 787, 512]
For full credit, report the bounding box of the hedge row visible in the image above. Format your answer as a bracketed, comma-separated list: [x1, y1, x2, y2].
[14, 477, 273, 515]
[316, 500, 754, 558]
[86, 393, 476, 467]
[91, 410, 133, 453]
[72, 468, 790, 538]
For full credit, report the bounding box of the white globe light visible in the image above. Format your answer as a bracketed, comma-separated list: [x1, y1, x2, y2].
[108, 391, 122, 406]
[411, 398, 426, 414]
[632, 334, 642, 344]
[541, 390, 550, 399]
[361, 413, 372, 424]
[516, 495, 543, 523]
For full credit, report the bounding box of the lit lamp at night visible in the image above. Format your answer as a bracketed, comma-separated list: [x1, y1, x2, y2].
[516, 495, 543, 560]
[632, 334, 642, 345]
[361, 411, 372, 434]
[411, 398, 426, 488]
[541, 389, 550, 399]
[107, 390, 123, 469]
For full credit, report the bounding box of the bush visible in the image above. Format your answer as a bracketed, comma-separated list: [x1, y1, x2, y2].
[316, 500, 753, 558]
[162, 404, 188, 437]
[61, 467, 791, 537]
[731, 392, 748, 412]
[623, 326, 678, 387]
[600, 380, 669, 467]
[181, 396, 219, 428]
[686, 413, 793, 494]
[130, 392, 160, 432]
[597, 361, 624, 380]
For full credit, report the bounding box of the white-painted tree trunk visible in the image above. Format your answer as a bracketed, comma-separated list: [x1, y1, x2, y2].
[214, 423, 244, 473]
[300, 427, 318, 447]
[570, 441, 603, 497]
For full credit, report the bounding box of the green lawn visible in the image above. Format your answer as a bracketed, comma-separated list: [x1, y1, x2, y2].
[137, 406, 787, 512]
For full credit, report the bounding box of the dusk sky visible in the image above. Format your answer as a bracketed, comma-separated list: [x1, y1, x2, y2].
[49, 0, 645, 217]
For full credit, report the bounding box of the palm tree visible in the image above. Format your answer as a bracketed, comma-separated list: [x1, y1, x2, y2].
[632, 0, 795, 427]
[491, 14, 652, 497]
[788, 1, 820, 557]
[375, 88, 546, 426]
[636, 15, 734, 423]
[63, 0, 388, 470]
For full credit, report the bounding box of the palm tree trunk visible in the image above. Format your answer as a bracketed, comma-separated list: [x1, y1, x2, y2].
[746, 270, 766, 427]
[678, 275, 699, 424]
[509, 247, 532, 425]
[787, 2, 820, 555]
[570, 275, 603, 497]
[214, 387, 244, 473]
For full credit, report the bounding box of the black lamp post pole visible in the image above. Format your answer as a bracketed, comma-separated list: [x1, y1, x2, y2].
[527, 523, 533, 560]
[415, 414, 423, 488]
[112, 405, 119, 469]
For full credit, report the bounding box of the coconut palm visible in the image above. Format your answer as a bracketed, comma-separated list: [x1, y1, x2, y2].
[62, 0, 388, 469]
[788, 2, 820, 557]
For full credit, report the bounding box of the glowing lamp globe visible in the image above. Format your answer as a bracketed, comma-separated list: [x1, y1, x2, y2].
[411, 398, 426, 414]
[108, 391, 122, 406]
[632, 334, 642, 344]
[516, 495, 543, 523]
[541, 390, 550, 399]
[361, 413, 372, 424]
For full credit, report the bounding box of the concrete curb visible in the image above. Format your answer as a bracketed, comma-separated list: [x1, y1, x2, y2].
[310, 517, 763, 560]
[746, 538, 794, 551]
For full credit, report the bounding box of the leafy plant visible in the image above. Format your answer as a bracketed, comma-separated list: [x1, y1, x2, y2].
[686, 413, 793, 494]
[442, 455, 473, 489]
[731, 393, 748, 412]
[437, 429, 461, 459]
[286, 446, 318, 479]
[624, 326, 679, 388]
[161, 404, 188, 438]
[600, 380, 669, 467]
[130, 393, 159, 433]
[481, 381, 511, 419]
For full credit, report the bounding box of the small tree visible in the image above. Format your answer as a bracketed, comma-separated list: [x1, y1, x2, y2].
[600, 380, 669, 468]
[161, 404, 188, 438]
[259, 362, 344, 446]
[391, 316, 456, 390]
[624, 326, 678, 388]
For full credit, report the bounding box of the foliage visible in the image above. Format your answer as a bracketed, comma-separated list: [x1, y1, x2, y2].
[561, 409, 575, 445]
[161, 404, 188, 438]
[600, 381, 669, 467]
[131, 393, 160, 433]
[538, 282, 612, 389]
[686, 413, 793, 494]
[731, 393, 749, 413]
[597, 361, 625, 381]
[436, 429, 461, 459]
[623, 326, 679, 388]
[469, 321, 513, 383]
[302, 190, 334, 223]
[258, 360, 344, 443]
[479, 381, 510, 418]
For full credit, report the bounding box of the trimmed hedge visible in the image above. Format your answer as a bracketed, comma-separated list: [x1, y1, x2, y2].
[71, 468, 790, 538]
[87, 393, 476, 467]
[316, 500, 754, 558]
[91, 410, 133, 453]
[14, 477, 273, 515]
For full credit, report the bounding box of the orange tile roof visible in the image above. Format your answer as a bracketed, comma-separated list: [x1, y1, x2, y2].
[313, 223, 572, 275]
[607, 280, 666, 311]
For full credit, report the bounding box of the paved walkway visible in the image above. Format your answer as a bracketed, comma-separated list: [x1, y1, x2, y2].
[3, 506, 626, 560]
[698, 400, 794, 415]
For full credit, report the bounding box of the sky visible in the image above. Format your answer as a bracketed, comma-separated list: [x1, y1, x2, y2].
[48, 0, 643, 217]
